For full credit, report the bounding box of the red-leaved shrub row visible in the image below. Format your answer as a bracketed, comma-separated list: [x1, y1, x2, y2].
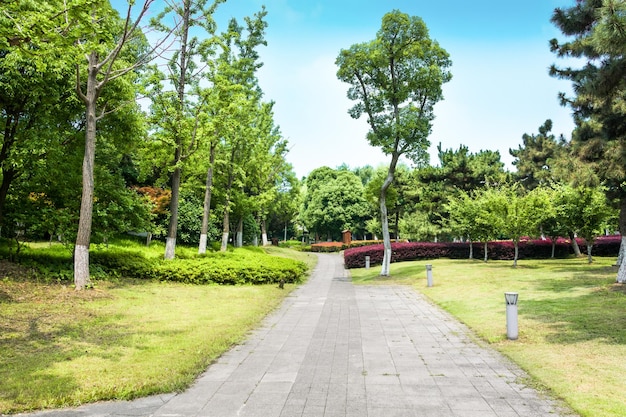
[343, 236, 622, 269]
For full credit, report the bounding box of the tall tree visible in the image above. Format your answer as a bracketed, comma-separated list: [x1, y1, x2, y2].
[551, 0, 626, 282]
[196, 10, 268, 253]
[336, 10, 452, 275]
[71, 0, 156, 289]
[150, 0, 224, 260]
[2, 0, 157, 289]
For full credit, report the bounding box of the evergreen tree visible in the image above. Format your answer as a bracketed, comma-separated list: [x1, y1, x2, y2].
[550, 0, 626, 282]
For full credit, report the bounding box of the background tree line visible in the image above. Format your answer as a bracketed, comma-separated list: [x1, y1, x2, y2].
[2, 1, 626, 287]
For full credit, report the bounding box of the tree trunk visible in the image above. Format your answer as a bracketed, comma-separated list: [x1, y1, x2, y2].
[513, 240, 519, 268]
[220, 208, 230, 252]
[198, 141, 216, 254]
[164, 164, 181, 259]
[165, 0, 191, 260]
[569, 231, 582, 257]
[468, 239, 473, 259]
[220, 157, 235, 252]
[0, 112, 19, 224]
[483, 241, 488, 263]
[551, 239, 556, 259]
[74, 51, 99, 290]
[261, 218, 269, 246]
[394, 210, 400, 242]
[616, 197, 626, 281]
[616, 235, 626, 267]
[587, 243, 593, 264]
[236, 217, 243, 247]
[379, 152, 399, 276]
[0, 168, 17, 225]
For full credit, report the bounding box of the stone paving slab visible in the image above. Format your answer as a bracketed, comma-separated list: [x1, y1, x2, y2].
[11, 253, 576, 417]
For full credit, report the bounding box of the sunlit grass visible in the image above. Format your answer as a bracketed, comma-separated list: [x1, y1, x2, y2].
[350, 256, 626, 417]
[0, 246, 315, 414]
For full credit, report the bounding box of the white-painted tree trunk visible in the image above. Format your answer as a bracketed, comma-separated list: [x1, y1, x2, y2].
[379, 154, 399, 277]
[198, 234, 208, 254]
[74, 51, 98, 291]
[199, 143, 216, 255]
[617, 257, 626, 283]
[74, 244, 91, 289]
[165, 237, 176, 259]
[261, 219, 268, 246]
[221, 232, 229, 251]
[587, 243, 594, 264]
[468, 240, 473, 259]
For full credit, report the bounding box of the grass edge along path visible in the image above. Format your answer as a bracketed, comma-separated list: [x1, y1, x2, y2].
[350, 257, 626, 417]
[0, 247, 317, 414]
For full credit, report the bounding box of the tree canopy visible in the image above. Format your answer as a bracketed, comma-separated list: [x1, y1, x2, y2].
[336, 9, 451, 275]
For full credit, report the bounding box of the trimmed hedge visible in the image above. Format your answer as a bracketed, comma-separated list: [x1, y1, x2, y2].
[154, 255, 307, 285]
[94, 249, 307, 285]
[343, 236, 621, 269]
[3, 243, 308, 285]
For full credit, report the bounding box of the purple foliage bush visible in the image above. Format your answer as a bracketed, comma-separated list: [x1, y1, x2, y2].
[343, 235, 621, 269]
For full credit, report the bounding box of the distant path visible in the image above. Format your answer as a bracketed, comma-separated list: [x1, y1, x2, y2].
[16, 253, 575, 417]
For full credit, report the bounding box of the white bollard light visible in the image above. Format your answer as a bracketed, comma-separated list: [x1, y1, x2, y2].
[505, 292, 519, 340]
[426, 264, 433, 287]
[365, 256, 370, 269]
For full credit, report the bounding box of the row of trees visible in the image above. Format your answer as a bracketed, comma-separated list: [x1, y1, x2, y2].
[0, 1, 298, 289]
[3, 3, 626, 286]
[298, 145, 615, 264]
[318, 4, 626, 282]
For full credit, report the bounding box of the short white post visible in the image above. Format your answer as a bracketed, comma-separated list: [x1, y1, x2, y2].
[365, 256, 370, 269]
[505, 292, 519, 340]
[426, 264, 433, 287]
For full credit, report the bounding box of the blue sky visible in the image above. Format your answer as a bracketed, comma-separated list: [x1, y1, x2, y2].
[121, 0, 580, 178]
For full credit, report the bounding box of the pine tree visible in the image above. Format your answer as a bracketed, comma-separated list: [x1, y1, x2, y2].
[550, 0, 626, 282]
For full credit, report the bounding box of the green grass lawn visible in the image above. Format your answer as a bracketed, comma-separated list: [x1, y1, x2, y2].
[350, 256, 626, 417]
[0, 246, 315, 414]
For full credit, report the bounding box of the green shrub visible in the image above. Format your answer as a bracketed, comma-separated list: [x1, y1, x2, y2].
[1, 239, 308, 286]
[154, 254, 306, 285]
[91, 249, 157, 279]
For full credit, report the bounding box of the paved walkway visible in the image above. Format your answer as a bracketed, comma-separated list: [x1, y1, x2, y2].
[16, 253, 574, 417]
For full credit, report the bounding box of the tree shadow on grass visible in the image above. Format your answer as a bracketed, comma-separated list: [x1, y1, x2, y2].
[0, 312, 185, 414]
[521, 284, 626, 345]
